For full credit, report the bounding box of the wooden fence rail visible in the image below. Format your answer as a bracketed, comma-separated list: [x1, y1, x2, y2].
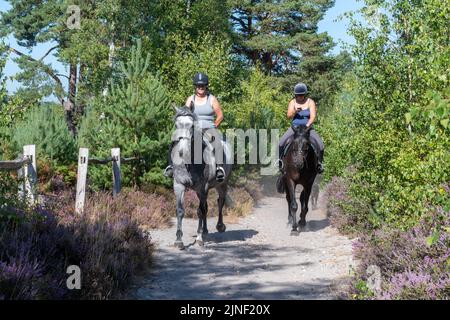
[75, 147, 140, 214]
[0, 145, 37, 206]
[1, 145, 139, 214]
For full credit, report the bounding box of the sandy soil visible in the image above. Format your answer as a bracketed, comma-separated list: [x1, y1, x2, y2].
[128, 184, 356, 300]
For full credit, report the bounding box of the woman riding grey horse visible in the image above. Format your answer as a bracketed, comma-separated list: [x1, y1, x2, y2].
[164, 72, 226, 181]
[169, 105, 232, 249]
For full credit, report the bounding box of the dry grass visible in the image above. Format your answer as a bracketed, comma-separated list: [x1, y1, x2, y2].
[46, 188, 173, 230]
[180, 185, 258, 220]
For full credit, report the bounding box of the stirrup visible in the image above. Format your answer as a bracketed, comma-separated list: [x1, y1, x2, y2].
[216, 166, 226, 182]
[317, 163, 324, 174]
[276, 159, 284, 171]
[164, 165, 173, 178]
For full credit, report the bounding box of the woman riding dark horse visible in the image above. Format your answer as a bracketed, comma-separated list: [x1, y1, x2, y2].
[276, 82, 325, 235]
[277, 82, 324, 175]
[164, 72, 226, 182]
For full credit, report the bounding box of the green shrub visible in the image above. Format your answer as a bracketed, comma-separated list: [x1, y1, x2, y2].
[321, 0, 450, 230]
[12, 103, 76, 164]
[77, 39, 173, 190]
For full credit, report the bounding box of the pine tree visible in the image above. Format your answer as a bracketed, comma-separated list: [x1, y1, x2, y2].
[229, 0, 336, 74]
[78, 40, 172, 188]
[0, 0, 160, 135]
[12, 103, 76, 164]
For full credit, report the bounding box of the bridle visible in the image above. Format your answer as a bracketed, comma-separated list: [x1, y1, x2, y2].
[292, 132, 311, 169]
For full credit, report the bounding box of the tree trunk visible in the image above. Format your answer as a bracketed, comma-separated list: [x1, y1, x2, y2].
[65, 63, 78, 136]
[78, 63, 87, 117]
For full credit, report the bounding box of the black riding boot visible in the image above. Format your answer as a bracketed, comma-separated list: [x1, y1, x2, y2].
[276, 145, 286, 193]
[317, 150, 324, 174]
[277, 145, 285, 172]
[164, 142, 174, 178]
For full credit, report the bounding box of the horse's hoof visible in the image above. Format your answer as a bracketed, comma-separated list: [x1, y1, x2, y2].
[197, 240, 204, 247]
[216, 224, 226, 233]
[299, 221, 307, 228]
[174, 241, 184, 249]
[290, 230, 300, 236]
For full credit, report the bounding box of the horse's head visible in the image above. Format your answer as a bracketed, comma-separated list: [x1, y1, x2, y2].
[174, 105, 198, 131]
[172, 106, 199, 166]
[291, 124, 312, 169]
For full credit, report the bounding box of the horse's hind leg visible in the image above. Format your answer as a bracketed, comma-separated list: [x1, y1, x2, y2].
[216, 184, 227, 233]
[174, 183, 186, 249]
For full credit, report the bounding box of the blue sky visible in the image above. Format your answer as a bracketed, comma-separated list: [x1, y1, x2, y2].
[1, 0, 364, 94]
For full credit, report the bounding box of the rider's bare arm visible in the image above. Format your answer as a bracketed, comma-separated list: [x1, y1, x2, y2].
[306, 99, 317, 127]
[185, 96, 193, 108]
[287, 100, 297, 119]
[211, 96, 224, 128]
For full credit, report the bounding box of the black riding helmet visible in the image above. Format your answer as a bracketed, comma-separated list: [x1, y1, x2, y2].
[193, 72, 209, 86]
[294, 83, 308, 95]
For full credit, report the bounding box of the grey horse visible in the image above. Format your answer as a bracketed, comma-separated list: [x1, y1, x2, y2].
[171, 106, 233, 249]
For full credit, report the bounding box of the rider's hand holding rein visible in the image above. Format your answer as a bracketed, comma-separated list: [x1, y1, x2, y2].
[287, 94, 317, 128]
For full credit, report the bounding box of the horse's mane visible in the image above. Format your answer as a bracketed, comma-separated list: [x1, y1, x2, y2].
[174, 106, 198, 121]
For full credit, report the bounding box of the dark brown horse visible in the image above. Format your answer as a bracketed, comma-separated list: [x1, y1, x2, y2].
[280, 125, 319, 235]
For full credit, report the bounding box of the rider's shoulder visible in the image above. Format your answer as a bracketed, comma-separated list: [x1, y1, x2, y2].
[209, 94, 220, 105]
[308, 97, 316, 106]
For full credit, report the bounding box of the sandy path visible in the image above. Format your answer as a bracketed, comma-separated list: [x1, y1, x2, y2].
[129, 189, 355, 300]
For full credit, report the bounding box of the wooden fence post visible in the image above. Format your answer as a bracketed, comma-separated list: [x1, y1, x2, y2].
[18, 145, 37, 206]
[75, 148, 89, 214]
[111, 148, 121, 197]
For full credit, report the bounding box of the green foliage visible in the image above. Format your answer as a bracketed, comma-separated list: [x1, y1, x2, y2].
[406, 89, 450, 137]
[228, 67, 289, 130]
[161, 33, 239, 106]
[12, 103, 76, 164]
[78, 40, 172, 189]
[322, 0, 450, 229]
[229, 0, 335, 74]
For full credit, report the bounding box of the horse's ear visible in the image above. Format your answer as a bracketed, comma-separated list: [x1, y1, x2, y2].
[172, 104, 180, 113]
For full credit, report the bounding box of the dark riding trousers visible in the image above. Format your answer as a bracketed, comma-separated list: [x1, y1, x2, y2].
[279, 127, 324, 156]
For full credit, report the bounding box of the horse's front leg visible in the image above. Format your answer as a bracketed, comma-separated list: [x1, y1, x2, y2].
[216, 184, 227, 233]
[286, 187, 293, 226]
[286, 179, 299, 236]
[300, 185, 312, 228]
[174, 183, 186, 249]
[196, 190, 209, 246]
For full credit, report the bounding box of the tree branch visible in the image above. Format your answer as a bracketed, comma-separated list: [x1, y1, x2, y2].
[39, 45, 59, 62]
[231, 15, 248, 32]
[55, 73, 69, 80]
[8, 46, 65, 103]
